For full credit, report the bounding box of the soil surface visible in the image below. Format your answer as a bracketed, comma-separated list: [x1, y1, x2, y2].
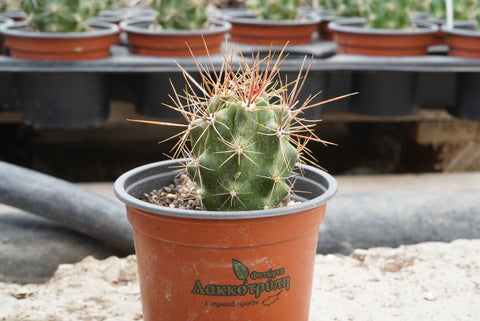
[1, 239, 478, 321]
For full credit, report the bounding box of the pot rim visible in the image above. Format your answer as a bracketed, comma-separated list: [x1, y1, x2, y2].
[113, 158, 338, 220]
[0, 15, 14, 26]
[1, 20, 119, 38]
[119, 17, 231, 36]
[224, 11, 321, 26]
[442, 24, 480, 38]
[329, 17, 439, 35]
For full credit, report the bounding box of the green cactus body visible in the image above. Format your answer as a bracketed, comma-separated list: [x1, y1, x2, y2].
[21, 0, 88, 32]
[320, 0, 365, 18]
[152, 0, 209, 30]
[133, 47, 347, 212]
[247, 0, 300, 20]
[187, 93, 298, 211]
[363, 0, 413, 29]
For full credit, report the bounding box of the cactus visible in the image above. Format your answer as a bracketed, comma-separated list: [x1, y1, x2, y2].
[83, 0, 123, 17]
[318, 0, 365, 18]
[21, 0, 89, 32]
[247, 0, 300, 20]
[132, 47, 352, 211]
[429, 0, 479, 21]
[412, 0, 429, 13]
[362, 0, 413, 29]
[151, 0, 209, 30]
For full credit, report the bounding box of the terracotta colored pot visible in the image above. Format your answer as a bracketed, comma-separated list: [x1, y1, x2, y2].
[318, 13, 335, 41]
[114, 159, 337, 321]
[2, 21, 119, 60]
[329, 18, 438, 56]
[0, 16, 14, 54]
[429, 19, 476, 46]
[120, 18, 231, 57]
[443, 25, 480, 59]
[225, 12, 321, 45]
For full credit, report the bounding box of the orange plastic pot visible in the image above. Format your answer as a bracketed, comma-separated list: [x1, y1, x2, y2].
[225, 12, 320, 45]
[120, 18, 231, 57]
[0, 16, 14, 55]
[329, 18, 438, 56]
[443, 25, 480, 60]
[2, 21, 119, 60]
[114, 159, 337, 321]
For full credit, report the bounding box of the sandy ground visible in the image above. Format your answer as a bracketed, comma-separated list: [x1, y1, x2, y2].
[0, 239, 478, 321]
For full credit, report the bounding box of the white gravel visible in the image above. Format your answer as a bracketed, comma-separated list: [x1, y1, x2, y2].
[1, 239, 479, 321]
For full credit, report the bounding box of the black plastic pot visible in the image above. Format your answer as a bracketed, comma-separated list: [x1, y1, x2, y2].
[284, 69, 327, 120]
[19, 73, 109, 128]
[0, 72, 20, 110]
[133, 72, 200, 118]
[351, 71, 417, 116]
[323, 71, 353, 113]
[449, 73, 480, 121]
[415, 72, 457, 109]
[114, 158, 337, 219]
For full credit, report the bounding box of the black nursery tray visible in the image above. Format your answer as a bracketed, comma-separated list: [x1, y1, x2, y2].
[1, 40, 480, 126]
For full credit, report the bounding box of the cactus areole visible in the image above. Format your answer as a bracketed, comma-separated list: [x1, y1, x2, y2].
[132, 46, 350, 211]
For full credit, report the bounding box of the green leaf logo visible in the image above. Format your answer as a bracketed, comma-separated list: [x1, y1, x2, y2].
[232, 259, 249, 284]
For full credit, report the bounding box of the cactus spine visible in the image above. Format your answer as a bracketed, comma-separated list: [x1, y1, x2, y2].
[21, 0, 89, 32]
[247, 0, 300, 20]
[151, 0, 209, 30]
[133, 47, 349, 211]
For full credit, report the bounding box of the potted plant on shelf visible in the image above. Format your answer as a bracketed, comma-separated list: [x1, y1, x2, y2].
[428, 0, 479, 45]
[441, 9, 480, 121]
[224, 0, 321, 45]
[119, 0, 231, 57]
[1, 0, 119, 60]
[113, 45, 350, 320]
[328, 0, 439, 116]
[329, 0, 438, 56]
[316, 0, 363, 40]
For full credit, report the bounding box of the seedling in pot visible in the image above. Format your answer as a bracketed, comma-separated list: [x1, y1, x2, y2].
[131, 44, 355, 211]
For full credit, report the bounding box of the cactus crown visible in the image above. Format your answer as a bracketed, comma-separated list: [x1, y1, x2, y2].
[362, 0, 413, 29]
[429, 0, 479, 21]
[151, 0, 210, 30]
[21, 0, 90, 32]
[247, 0, 301, 20]
[132, 46, 351, 211]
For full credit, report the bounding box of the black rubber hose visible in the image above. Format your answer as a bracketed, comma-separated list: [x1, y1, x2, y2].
[319, 189, 480, 254]
[0, 161, 134, 253]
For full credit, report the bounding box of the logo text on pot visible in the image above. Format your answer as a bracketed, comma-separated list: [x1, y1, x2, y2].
[191, 259, 290, 307]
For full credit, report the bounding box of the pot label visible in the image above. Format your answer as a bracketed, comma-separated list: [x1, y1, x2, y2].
[191, 259, 290, 307]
